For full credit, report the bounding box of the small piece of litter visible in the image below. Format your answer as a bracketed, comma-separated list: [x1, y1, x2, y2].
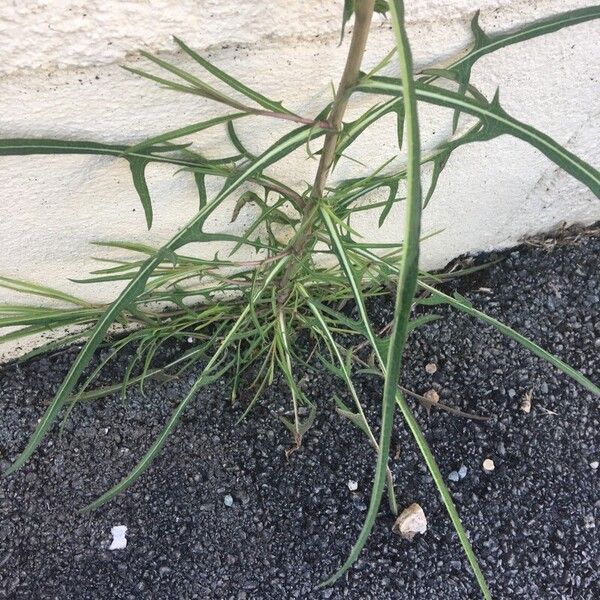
[425, 362, 437, 374]
[520, 389, 532, 413]
[224, 494, 234, 507]
[423, 389, 439, 404]
[458, 465, 468, 479]
[483, 458, 495, 472]
[109, 525, 127, 551]
[392, 503, 427, 541]
[347, 479, 358, 492]
[448, 471, 460, 482]
[187, 337, 194, 343]
[590, 461, 599, 470]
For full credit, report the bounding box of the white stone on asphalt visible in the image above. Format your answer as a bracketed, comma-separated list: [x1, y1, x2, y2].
[392, 503, 427, 541]
[483, 458, 495, 472]
[109, 525, 127, 550]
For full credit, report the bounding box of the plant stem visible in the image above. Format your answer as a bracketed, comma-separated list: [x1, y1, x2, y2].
[277, 0, 376, 302]
[312, 0, 376, 197]
[252, 109, 331, 130]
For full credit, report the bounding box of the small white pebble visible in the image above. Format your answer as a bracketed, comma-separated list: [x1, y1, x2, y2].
[224, 494, 234, 507]
[590, 461, 599, 470]
[458, 465, 468, 479]
[109, 525, 127, 551]
[392, 503, 427, 540]
[448, 471, 460, 482]
[425, 362, 437, 374]
[347, 479, 358, 492]
[483, 458, 495, 472]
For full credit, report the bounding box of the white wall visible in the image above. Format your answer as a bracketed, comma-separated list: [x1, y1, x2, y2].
[0, 0, 599, 359]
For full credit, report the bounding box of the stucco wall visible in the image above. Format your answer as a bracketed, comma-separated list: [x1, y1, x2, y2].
[0, 0, 599, 359]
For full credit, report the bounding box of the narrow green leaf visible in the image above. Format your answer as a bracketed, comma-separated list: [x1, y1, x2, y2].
[82, 257, 289, 511]
[347, 6, 600, 158]
[451, 6, 600, 96]
[339, 0, 355, 44]
[300, 284, 398, 515]
[3, 123, 319, 476]
[423, 150, 450, 207]
[92, 240, 158, 255]
[173, 37, 292, 115]
[226, 121, 256, 160]
[194, 173, 207, 209]
[356, 79, 600, 197]
[0, 275, 90, 307]
[127, 156, 153, 229]
[127, 113, 246, 153]
[122, 65, 200, 96]
[323, 6, 491, 596]
[421, 282, 600, 396]
[138, 50, 247, 110]
[377, 180, 399, 227]
[321, 0, 425, 586]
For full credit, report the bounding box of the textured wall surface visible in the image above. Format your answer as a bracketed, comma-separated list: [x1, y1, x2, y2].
[0, 0, 599, 359]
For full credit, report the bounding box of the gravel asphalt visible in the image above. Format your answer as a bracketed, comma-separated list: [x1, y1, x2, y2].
[1, 232, 598, 599]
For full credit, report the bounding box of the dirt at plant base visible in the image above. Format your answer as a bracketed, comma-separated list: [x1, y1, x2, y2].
[1, 233, 598, 599]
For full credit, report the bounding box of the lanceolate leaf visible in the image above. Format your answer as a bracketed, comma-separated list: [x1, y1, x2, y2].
[344, 6, 600, 156]
[3, 123, 321, 477]
[138, 50, 247, 110]
[126, 113, 246, 153]
[355, 79, 600, 197]
[128, 156, 153, 229]
[449, 6, 600, 98]
[377, 179, 399, 227]
[423, 122, 485, 206]
[173, 37, 292, 115]
[0, 139, 202, 169]
[0, 139, 205, 230]
[322, 0, 428, 587]
[321, 167, 491, 596]
[0, 275, 90, 307]
[227, 121, 256, 160]
[194, 173, 207, 209]
[352, 246, 600, 397]
[339, 0, 355, 44]
[419, 282, 600, 397]
[301, 285, 399, 512]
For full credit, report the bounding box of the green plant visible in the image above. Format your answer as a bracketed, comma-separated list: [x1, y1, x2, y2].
[1, 1, 599, 595]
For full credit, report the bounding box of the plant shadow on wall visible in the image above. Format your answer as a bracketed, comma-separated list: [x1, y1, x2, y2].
[1, 1, 599, 597]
